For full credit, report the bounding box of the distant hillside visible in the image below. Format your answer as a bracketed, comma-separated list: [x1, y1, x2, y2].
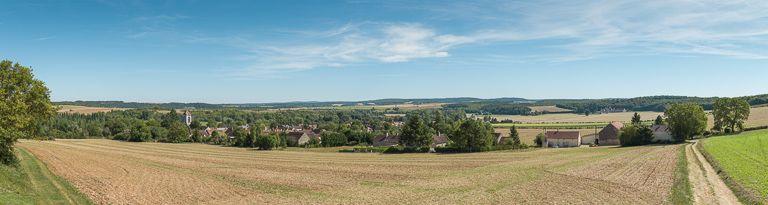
[55, 94, 768, 114]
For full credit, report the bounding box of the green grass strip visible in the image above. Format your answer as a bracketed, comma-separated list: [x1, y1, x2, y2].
[668, 144, 693, 205]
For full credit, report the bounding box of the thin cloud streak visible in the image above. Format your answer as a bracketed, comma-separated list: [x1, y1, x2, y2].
[213, 0, 768, 77]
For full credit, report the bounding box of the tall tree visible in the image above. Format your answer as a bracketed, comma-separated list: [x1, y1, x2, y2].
[631, 112, 641, 125]
[654, 115, 664, 125]
[665, 103, 707, 141]
[451, 119, 493, 152]
[712, 98, 751, 133]
[400, 115, 434, 147]
[508, 125, 521, 145]
[0, 60, 55, 165]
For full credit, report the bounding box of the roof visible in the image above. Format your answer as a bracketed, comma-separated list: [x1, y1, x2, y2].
[545, 131, 580, 139]
[651, 125, 670, 132]
[608, 121, 624, 130]
[373, 134, 400, 146]
[285, 131, 308, 142]
[432, 134, 449, 145]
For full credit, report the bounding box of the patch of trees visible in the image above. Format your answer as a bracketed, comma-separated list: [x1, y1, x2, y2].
[444, 102, 533, 115]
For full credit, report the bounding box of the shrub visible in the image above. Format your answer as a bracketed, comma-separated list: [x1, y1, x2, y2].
[255, 135, 279, 150]
[533, 133, 545, 147]
[619, 125, 653, 147]
[383, 146, 429, 154]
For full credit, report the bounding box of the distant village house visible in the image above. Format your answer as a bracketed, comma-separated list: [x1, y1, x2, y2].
[544, 131, 581, 148]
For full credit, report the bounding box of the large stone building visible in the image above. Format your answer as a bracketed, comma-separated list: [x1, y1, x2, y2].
[598, 122, 624, 145]
[545, 131, 581, 148]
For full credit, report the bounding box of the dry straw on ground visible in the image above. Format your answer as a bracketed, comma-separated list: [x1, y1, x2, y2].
[19, 139, 679, 205]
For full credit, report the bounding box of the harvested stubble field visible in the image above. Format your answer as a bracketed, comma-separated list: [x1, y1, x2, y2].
[19, 139, 680, 205]
[484, 111, 664, 123]
[57, 105, 130, 114]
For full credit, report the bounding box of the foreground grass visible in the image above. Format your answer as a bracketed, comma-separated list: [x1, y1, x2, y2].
[702, 130, 768, 204]
[0, 147, 91, 205]
[669, 144, 693, 204]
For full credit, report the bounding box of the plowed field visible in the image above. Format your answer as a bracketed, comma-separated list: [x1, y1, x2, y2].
[18, 139, 680, 204]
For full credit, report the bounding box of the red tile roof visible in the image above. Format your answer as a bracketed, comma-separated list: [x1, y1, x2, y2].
[545, 131, 580, 139]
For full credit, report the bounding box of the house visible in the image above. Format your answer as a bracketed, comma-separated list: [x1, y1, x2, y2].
[598, 122, 624, 145]
[545, 131, 581, 148]
[285, 131, 319, 146]
[432, 134, 449, 147]
[372, 134, 400, 147]
[651, 125, 673, 142]
[581, 134, 597, 145]
[599, 107, 627, 114]
[493, 132, 506, 145]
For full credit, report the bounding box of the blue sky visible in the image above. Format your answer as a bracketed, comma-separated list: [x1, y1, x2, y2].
[3, 0, 768, 103]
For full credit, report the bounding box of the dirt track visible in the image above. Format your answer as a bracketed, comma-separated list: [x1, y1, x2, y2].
[686, 141, 740, 204]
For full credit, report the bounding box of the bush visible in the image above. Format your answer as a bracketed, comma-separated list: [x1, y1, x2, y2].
[321, 132, 347, 147]
[619, 125, 654, 147]
[255, 135, 279, 150]
[533, 133, 545, 147]
[383, 146, 429, 154]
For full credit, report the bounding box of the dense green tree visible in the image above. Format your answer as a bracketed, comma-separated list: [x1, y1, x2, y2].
[451, 119, 493, 152]
[665, 103, 707, 141]
[508, 126, 521, 145]
[712, 98, 751, 133]
[400, 115, 434, 147]
[654, 115, 664, 125]
[533, 133, 545, 147]
[618, 125, 653, 146]
[430, 110, 452, 135]
[255, 134, 279, 150]
[631, 112, 641, 125]
[321, 131, 347, 147]
[165, 121, 190, 143]
[0, 60, 55, 165]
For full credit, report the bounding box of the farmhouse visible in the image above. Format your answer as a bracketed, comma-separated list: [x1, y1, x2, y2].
[286, 131, 320, 146]
[598, 122, 623, 145]
[651, 125, 673, 142]
[493, 133, 505, 145]
[432, 134, 449, 147]
[545, 131, 581, 148]
[372, 134, 400, 147]
[581, 134, 597, 145]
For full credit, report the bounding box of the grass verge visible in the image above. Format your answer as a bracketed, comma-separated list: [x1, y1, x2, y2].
[0, 147, 92, 205]
[668, 144, 693, 205]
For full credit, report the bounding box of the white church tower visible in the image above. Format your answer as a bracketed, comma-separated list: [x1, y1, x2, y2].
[183, 110, 192, 126]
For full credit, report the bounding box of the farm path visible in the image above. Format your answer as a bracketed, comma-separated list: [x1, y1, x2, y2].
[686, 141, 740, 205]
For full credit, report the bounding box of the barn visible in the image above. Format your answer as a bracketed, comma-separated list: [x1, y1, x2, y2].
[598, 122, 624, 145]
[545, 131, 581, 148]
[651, 125, 673, 142]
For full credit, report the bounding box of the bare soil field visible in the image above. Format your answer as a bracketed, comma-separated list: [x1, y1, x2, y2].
[19, 139, 680, 204]
[57, 105, 130, 115]
[485, 111, 664, 123]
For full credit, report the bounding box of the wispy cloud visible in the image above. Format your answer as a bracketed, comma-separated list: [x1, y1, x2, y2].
[227, 23, 468, 77]
[35, 36, 55, 41]
[186, 0, 768, 77]
[127, 14, 189, 39]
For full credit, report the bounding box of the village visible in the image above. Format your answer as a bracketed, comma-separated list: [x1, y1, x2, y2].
[184, 109, 674, 150]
